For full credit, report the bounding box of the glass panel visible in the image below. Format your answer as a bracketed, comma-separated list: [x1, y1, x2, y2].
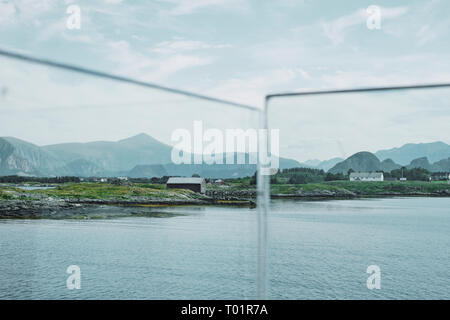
[266, 86, 450, 299]
[0, 53, 262, 299]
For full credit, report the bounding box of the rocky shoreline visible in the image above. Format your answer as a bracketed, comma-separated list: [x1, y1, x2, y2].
[206, 190, 257, 200]
[0, 194, 256, 219]
[1, 187, 449, 219]
[209, 188, 450, 199]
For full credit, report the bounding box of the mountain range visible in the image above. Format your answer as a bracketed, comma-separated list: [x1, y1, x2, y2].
[0, 134, 300, 178]
[299, 157, 344, 171]
[302, 141, 450, 173]
[375, 141, 450, 165]
[1, 135, 449, 178]
[328, 151, 450, 174]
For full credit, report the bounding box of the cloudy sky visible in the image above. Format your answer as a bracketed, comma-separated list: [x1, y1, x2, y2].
[0, 0, 449, 161]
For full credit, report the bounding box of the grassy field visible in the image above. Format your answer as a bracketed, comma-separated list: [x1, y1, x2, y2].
[0, 189, 14, 200]
[0, 182, 206, 201]
[327, 180, 450, 194]
[1, 180, 449, 202]
[204, 179, 449, 196]
[271, 180, 450, 195]
[270, 183, 342, 195]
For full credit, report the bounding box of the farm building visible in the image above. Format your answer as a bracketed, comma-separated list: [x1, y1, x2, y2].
[349, 172, 384, 182]
[166, 177, 206, 193]
[431, 172, 450, 181]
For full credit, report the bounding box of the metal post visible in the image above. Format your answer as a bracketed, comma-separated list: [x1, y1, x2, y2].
[256, 99, 270, 299]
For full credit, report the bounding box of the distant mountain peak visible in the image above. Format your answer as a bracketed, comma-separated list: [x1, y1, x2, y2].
[376, 141, 450, 165]
[349, 151, 378, 159]
[328, 151, 382, 174]
[132, 133, 150, 138]
[1, 136, 39, 147]
[118, 133, 163, 146]
[302, 159, 321, 166]
[120, 132, 150, 140]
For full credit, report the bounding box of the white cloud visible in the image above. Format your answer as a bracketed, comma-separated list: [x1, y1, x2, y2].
[207, 68, 298, 107]
[416, 25, 436, 46]
[150, 54, 213, 81]
[270, 88, 450, 162]
[106, 40, 213, 82]
[0, 2, 16, 24]
[0, 57, 243, 146]
[107, 40, 154, 70]
[163, 0, 247, 15]
[152, 39, 231, 54]
[297, 68, 311, 80]
[414, 15, 450, 47]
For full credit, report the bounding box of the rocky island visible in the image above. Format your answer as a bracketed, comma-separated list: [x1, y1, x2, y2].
[1, 178, 449, 220]
[0, 182, 255, 219]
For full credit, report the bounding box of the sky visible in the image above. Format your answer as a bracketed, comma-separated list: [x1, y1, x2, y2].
[0, 0, 450, 161]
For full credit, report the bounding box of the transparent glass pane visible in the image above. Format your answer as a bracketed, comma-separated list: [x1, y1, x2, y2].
[267, 87, 450, 299]
[0, 54, 262, 299]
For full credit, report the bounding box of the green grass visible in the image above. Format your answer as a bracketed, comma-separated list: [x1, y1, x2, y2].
[207, 181, 256, 191]
[270, 181, 450, 195]
[2, 180, 448, 202]
[326, 181, 449, 194]
[0, 182, 205, 201]
[0, 189, 13, 200]
[137, 183, 166, 190]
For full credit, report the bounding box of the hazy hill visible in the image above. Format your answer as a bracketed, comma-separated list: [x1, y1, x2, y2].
[302, 141, 450, 172]
[407, 157, 433, 171]
[406, 156, 450, 172]
[329, 152, 450, 174]
[380, 158, 401, 172]
[315, 157, 344, 171]
[301, 159, 321, 167]
[328, 152, 382, 174]
[299, 157, 343, 171]
[43, 133, 173, 173]
[376, 142, 450, 165]
[127, 155, 301, 179]
[128, 164, 168, 178]
[59, 159, 106, 177]
[0, 137, 64, 176]
[433, 157, 450, 172]
[0, 134, 301, 178]
[2, 135, 448, 178]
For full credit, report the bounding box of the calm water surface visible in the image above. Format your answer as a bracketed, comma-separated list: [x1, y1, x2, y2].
[0, 197, 449, 299]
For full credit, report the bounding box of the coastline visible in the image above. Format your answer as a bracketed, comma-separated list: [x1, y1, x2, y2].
[1, 180, 449, 219]
[0, 197, 257, 219]
[1, 192, 449, 220]
[271, 191, 450, 199]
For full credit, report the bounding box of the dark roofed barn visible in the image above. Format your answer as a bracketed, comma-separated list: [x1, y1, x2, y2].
[166, 177, 206, 194]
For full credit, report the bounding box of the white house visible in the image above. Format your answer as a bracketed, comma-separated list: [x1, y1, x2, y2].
[349, 172, 384, 182]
